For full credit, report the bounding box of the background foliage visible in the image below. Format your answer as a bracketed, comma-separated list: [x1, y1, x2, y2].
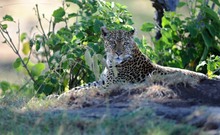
[140, 0, 220, 77]
[0, 0, 133, 96]
[0, 0, 219, 96]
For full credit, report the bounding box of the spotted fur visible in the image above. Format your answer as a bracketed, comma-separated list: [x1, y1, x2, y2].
[60, 27, 207, 96]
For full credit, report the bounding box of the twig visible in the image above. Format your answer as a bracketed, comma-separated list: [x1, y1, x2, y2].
[35, 4, 51, 69]
[62, 1, 68, 28]
[35, 4, 47, 40]
[25, 42, 33, 66]
[18, 78, 32, 91]
[211, 3, 215, 10]
[0, 26, 36, 83]
[17, 20, 21, 51]
[150, 0, 179, 40]
[48, 17, 52, 34]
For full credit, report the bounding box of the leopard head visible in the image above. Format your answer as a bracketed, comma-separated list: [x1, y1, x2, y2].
[101, 26, 137, 66]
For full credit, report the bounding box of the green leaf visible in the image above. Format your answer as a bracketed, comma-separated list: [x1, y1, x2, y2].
[203, 6, 219, 21]
[22, 41, 30, 55]
[186, 23, 198, 37]
[66, 0, 80, 4]
[92, 54, 100, 80]
[207, 60, 215, 71]
[68, 13, 78, 18]
[210, 0, 220, 6]
[52, 7, 65, 23]
[206, 25, 217, 37]
[85, 49, 92, 70]
[31, 63, 45, 77]
[23, 57, 34, 70]
[35, 40, 41, 51]
[36, 83, 53, 95]
[162, 16, 171, 27]
[177, 2, 186, 8]
[52, 7, 65, 18]
[20, 33, 27, 42]
[141, 22, 155, 32]
[161, 28, 172, 39]
[1, 24, 7, 29]
[13, 58, 22, 69]
[3, 15, 14, 21]
[76, 32, 84, 39]
[202, 30, 212, 48]
[0, 81, 10, 92]
[10, 84, 20, 91]
[93, 19, 104, 33]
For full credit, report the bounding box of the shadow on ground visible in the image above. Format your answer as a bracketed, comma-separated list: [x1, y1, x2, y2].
[65, 79, 220, 134]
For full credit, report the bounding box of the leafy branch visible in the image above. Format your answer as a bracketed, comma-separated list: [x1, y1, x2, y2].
[0, 20, 36, 83]
[34, 4, 51, 69]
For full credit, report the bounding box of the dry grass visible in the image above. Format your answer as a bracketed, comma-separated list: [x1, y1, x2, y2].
[0, 73, 204, 135]
[49, 72, 203, 110]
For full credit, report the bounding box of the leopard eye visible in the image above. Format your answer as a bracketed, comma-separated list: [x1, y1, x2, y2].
[123, 42, 129, 46]
[111, 41, 116, 48]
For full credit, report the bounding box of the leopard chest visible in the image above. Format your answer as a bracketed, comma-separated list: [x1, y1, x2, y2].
[114, 54, 155, 83]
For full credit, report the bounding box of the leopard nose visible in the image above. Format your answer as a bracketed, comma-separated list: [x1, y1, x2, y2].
[115, 51, 122, 56]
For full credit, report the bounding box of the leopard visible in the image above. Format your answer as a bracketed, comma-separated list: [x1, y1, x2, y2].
[58, 26, 207, 98]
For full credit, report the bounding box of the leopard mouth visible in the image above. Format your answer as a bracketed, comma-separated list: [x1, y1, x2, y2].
[114, 55, 132, 64]
[114, 57, 123, 64]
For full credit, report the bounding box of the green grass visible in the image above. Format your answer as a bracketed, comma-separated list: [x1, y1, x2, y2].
[0, 107, 196, 135]
[0, 91, 199, 135]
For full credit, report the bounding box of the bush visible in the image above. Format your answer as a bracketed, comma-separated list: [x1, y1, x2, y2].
[140, 0, 220, 77]
[0, 0, 133, 95]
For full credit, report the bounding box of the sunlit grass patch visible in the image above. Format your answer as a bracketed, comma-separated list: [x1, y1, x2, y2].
[0, 101, 198, 135]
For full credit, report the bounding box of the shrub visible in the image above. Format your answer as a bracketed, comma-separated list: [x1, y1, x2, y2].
[0, 0, 133, 95]
[140, 0, 220, 77]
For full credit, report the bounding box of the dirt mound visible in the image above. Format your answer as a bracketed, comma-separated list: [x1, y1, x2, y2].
[62, 78, 220, 134]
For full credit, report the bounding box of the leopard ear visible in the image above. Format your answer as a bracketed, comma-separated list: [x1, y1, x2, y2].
[101, 26, 109, 38]
[128, 28, 135, 36]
